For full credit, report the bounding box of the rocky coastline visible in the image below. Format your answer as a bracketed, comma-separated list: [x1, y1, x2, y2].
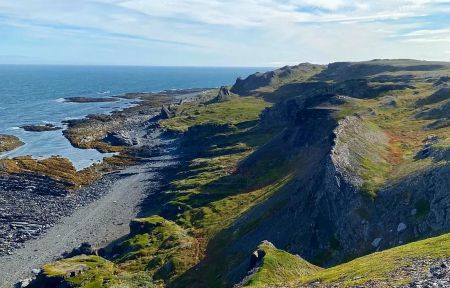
[0, 88, 214, 287]
[0, 134, 24, 153]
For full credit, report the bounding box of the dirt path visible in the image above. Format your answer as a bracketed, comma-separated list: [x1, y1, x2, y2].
[0, 154, 176, 288]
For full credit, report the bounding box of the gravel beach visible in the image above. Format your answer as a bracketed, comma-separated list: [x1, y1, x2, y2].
[0, 151, 179, 287]
[0, 89, 207, 287]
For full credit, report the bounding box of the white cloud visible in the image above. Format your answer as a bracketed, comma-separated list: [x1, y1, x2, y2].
[0, 0, 449, 65]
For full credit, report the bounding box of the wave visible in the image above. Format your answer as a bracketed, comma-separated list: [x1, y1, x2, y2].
[55, 98, 65, 103]
[97, 90, 110, 95]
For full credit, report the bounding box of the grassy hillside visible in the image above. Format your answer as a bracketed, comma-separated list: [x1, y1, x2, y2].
[34, 60, 450, 288]
[242, 232, 450, 288]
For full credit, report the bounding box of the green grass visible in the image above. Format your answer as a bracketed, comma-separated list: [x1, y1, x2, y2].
[42, 256, 117, 287]
[244, 242, 322, 287]
[296, 232, 450, 287]
[160, 97, 271, 132]
[36, 67, 450, 288]
[116, 96, 277, 285]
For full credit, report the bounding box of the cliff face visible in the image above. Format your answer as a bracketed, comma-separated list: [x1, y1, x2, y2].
[203, 59, 450, 286]
[34, 60, 450, 288]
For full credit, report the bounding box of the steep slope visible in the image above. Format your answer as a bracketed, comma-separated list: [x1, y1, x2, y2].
[242, 232, 450, 287]
[32, 60, 450, 288]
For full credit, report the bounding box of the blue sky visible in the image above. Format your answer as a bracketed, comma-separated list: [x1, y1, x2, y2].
[0, 0, 449, 66]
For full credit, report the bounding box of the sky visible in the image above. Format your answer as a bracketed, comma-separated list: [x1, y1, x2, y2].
[0, 0, 450, 66]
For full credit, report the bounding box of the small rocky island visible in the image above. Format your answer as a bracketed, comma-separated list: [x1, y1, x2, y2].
[64, 96, 119, 103]
[0, 134, 24, 152]
[21, 124, 62, 132]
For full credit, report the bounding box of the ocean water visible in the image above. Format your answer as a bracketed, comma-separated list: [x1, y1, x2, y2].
[0, 65, 269, 169]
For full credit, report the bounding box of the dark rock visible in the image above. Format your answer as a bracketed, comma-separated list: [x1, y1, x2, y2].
[64, 97, 119, 103]
[424, 119, 450, 130]
[434, 76, 450, 87]
[379, 97, 397, 108]
[249, 248, 266, 271]
[129, 218, 164, 235]
[103, 131, 138, 146]
[63, 242, 97, 258]
[417, 88, 450, 106]
[160, 105, 174, 119]
[214, 86, 233, 102]
[21, 124, 62, 132]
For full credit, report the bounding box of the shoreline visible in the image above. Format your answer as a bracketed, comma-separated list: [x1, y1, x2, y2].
[0, 154, 178, 287]
[0, 88, 213, 287]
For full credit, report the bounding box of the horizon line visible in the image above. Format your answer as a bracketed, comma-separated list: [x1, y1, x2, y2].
[0, 63, 279, 69]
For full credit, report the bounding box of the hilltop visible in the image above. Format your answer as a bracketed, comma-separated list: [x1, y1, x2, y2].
[30, 59, 450, 288]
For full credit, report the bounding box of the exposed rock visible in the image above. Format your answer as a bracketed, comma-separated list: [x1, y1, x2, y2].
[415, 136, 450, 161]
[103, 131, 138, 146]
[416, 100, 450, 120]
[397, 223, 407, 233]
[379, 97, 397, 108]
[21, 124, 62, 132]
[434, 76, 450, 87]
[407, 259, 450, 287]
[0, 134, 24, 153]
[64, 96, 119, 103]
[63, 242, 97, 258]
[17, 278, 32, 287]
[249, 248, 266, 270]
[424, 119, 450, 130]
[213, 86, 233, 102]
[129, 217, 165, 235]
[160, 105, 174, 119]
[372, 238, 382, 248]
[417, 88, 450, 106]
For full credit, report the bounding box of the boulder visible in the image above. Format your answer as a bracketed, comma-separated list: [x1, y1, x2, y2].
[215, 86, 233, 102]
[371, 238, 382, 248]
[379, 97, 397, 108]
[63, 242, 97, 258]
[20, 124, 62, 132]
[397, 223, 407, 233]
[0, 134, 24, 153]
[103, 131, 137, 146]
[160, 105, 174, 119]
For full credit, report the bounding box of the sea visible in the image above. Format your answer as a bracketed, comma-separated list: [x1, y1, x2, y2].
[0, 65, 269, 170]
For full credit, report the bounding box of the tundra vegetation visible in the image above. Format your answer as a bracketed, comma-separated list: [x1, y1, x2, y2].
[34, 60, 450, 287]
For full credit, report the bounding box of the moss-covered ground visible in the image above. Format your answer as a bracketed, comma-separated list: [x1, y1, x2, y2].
[36, 64, 450, 288]
[40, 96, 287, 287]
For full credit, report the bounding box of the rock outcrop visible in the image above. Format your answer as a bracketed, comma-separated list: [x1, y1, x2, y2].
[0, 134, 24, 153]
[21, 124, 62, 132]
[213, 86, 233, 102]
[64, 96, 119, 103]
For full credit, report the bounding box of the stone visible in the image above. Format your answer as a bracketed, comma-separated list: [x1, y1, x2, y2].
[64, 96, 119, 103]
[103, 131, 137, 146]
[160, 105, 173, 119]
[17, 278, 32, 287]
[379, 97, 397, 108]
[0, 134, 24, 153]
[63, 242, 97, 258]
[20, 124, 62, 132]
[397, 222, 407, 233]
[215, 86, 233, 102]
[372, 238, 382, 248]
